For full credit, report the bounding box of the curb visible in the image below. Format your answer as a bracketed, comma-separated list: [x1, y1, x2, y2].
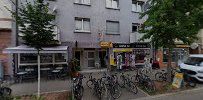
[131, 86, 203, 100]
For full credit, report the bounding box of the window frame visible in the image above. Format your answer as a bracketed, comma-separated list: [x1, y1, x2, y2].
[132, 0, 144, 13]
[74, 17, 91, 33]
[132, 23, 141, 33]
[106, 20, 120, 35]
[106, 0, 119, 9]
[74, 0, 91, 5]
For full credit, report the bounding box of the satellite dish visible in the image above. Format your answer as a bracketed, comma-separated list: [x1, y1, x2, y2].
[190, 43, 199, 49]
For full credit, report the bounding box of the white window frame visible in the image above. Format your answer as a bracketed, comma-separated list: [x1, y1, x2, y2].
[132, 23, 141, 33]
[132, 0, 144, 12]
[106, 21, 120, 35]
[75, 0, 91, 5]
[106, 0, 119, 9]
[75, 17, 91, 33]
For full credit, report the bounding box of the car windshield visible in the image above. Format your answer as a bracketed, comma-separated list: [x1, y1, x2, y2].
[184, 57, 203, 66]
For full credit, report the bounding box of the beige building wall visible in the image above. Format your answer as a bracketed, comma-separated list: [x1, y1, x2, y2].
[0, 0, 12, 29]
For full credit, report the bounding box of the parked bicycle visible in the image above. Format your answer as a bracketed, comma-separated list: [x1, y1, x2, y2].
[120, 73, 138, 94]
[131, 70, 156, 93]
[92, 78, 107, 100]
[86, 73, 94, 89]
[104, 73, 121, 99]
[155, 68, 177, 82]
[73, 74, 85, 100]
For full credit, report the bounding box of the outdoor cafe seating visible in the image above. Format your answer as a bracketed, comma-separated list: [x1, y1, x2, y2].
[15, 64, 68, 83]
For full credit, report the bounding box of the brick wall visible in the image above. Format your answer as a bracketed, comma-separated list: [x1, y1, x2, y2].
[0, 29, 11, 75]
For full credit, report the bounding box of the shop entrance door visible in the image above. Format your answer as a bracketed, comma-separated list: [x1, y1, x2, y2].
[84, 51, 95, 68]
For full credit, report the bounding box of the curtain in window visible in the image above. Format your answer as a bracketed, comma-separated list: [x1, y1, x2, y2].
[85, 0, 90, 4]
[106, 0, 112, 8]
[112, 0, 118, 8]
[75, 0, 80, 3]
[106, 21, 119, 34]
[75, 19, 82, 30]
[137, 2, 143, 12]
[83, 20, 90, 31]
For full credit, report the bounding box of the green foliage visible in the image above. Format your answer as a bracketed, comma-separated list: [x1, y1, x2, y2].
[31, 95, 45, 100]
[140, 0, 203, 49]
[0, 95, 13, 100]
[11, 0, 58, 50]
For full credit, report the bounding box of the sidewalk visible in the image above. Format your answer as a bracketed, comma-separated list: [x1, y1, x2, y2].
[131, 84, 203, 100]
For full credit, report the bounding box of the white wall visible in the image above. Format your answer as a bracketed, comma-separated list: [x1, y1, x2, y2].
[0, 0, 12, 29]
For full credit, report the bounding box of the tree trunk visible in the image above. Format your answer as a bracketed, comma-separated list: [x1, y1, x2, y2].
[167, 48, 172, 82]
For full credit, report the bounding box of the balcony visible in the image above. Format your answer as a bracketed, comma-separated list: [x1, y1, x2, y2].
[130, 32, 150, 43]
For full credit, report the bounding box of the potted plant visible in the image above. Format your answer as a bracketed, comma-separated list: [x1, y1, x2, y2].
[69, 58, 80, 77]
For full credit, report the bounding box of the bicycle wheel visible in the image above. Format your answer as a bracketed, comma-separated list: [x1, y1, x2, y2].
[86, 80, 93, 89]
[110, 84, 122, 99]
[129, 81, 138, 94]
[119, 76, 125, 88]
[0, 87, 12, 96]
[75, 86, 84, 100]
[155, 72, 164, 82]
[145, 81, 156, 93]
[131, 75, 140, 84]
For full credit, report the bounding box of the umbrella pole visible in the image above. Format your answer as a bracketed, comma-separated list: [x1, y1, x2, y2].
[37, 54, 41, 99]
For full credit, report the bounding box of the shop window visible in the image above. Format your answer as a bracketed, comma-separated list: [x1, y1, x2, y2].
[106, 21, 119, 34]
[40, 53, 53, 63]
[20, 53, 37, 63]
[163, 48, 189, 62]
[55, 53, 66, 62]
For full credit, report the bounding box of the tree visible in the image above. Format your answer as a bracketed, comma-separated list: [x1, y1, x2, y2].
[9, 0, 58, 98]
[140, 0, 203, 82]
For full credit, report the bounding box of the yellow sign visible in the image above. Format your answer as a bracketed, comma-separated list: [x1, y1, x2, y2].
[100, 42, 112, 48]
[110, 54, 115, 66]
[176, 45, 190, 48]
[172, 73, 183, 88]
[113, 48, 133, 52]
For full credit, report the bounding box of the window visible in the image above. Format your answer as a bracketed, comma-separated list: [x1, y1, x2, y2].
[106, 0, 119, 9]
[106, 21, 119, 34]
[75, 0, 90, 5]
[132, 0, 144, 12]
[75, 17, 90, 32]
[163, 48, 189, 62]
[132, 23, 140, 32]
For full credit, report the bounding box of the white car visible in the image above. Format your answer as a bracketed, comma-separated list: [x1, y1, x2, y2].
[179, 54, 203, 82]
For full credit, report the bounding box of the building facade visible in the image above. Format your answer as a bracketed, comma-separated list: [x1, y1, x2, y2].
[0, 0, 12, 77]
[12, 0, 151, 71]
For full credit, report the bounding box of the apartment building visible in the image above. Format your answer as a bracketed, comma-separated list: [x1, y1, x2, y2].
[10, 0, 152, 71]
[0, 0, 12, 77]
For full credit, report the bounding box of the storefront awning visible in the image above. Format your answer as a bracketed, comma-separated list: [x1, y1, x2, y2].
[3, 45, 68, 54]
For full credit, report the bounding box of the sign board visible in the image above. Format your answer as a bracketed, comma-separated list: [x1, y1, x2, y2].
[113, 42, 151, 48]
[172, 73, 183, 88]
[113, 48, 133, 52]
[100, 42, 112, 48]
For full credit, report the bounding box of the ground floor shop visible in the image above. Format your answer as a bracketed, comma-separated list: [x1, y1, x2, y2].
[73, 48, 108, 69]
[110, 42, 152, 70]
[156, 45, 190, 68]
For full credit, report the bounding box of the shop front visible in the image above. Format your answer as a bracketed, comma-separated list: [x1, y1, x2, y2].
[72, 41, 110, 70]
[110, 42, 151, 70]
